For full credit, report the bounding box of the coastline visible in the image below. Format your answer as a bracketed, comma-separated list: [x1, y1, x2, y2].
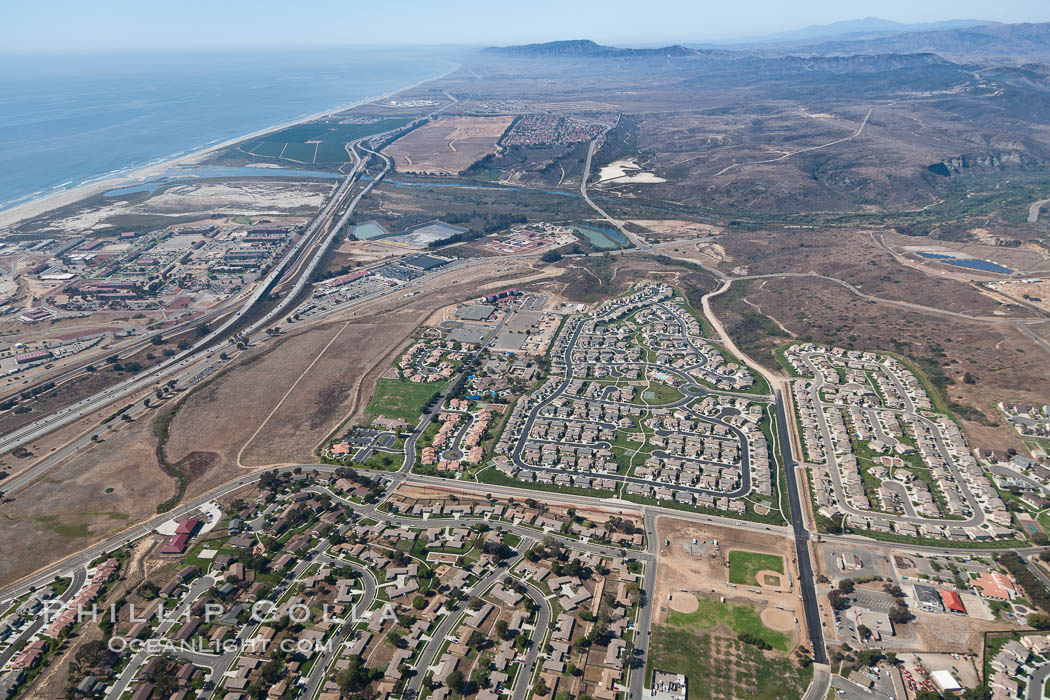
[0, 64, 460, 231]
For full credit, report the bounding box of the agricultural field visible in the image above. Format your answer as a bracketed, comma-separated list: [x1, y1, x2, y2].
[386, 116, 515, 175]
[648, 622, 811, 700]
[240, 118, 412, 164]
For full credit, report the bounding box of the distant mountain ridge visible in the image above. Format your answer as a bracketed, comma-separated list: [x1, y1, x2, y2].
[718, 16, 990, 45]
[481, 39, 704, 59]
[481, 39, 950, 76]
[792, 22, 1050, 62]
[484, 22, 1050, 65]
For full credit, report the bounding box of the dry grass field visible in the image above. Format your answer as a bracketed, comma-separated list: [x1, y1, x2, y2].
[386, 116, 515, 175]
[0, 417, 165, 586]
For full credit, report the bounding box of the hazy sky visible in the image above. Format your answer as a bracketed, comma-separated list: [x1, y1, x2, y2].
[3, 0, 1049, 52]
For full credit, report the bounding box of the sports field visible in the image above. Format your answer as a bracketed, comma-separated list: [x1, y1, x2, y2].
[665, 595, 790, 651]
[728, 550, 785, 586]
[365, 378, 439, 423]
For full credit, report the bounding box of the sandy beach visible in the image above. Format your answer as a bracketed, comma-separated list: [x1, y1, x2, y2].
[0, 65, 459, 231]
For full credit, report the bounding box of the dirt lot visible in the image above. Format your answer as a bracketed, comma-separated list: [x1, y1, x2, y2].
[236, 314, 424, 467]
[628, 219, 722, 239]
[325, 239, 403, 271]
[988, 278, 1050, 314]
[912, 610, 1011, 654]
[653, 516, 801, 629]
[386, 116, 515, 175]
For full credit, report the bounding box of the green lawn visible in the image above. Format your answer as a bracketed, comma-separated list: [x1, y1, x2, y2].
[665, 595, 790, 652]
[366, 378, 439, 423]
[728, 550, 785, 586]
[641, 382, 684, 406]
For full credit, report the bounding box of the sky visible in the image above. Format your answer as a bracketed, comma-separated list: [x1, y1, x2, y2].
[3, 0, 1049, 53]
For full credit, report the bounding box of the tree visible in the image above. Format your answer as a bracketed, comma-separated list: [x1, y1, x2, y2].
[837, 579, 855, 594]
[1027, 612, 1050, 630]
[75, 640, 116, 669]
[495, 620, 511, 640]
[447, 670, 467, 694]
[541, 250, 563, 263]
[336, 654, 372, 692]
[827, 589, 848, 611]
[883, 583, 904, 597]
[412, 596, 427, 610]
[855, 650, 885, 668]
[915, 691, 944, 700]
[888, 604, 912, 625]
[535, 678, 549, 696]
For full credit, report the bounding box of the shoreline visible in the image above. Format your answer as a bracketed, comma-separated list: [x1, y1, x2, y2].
[0, 64, 460, 231]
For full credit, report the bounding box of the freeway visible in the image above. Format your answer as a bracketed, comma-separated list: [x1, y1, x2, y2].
[0, 95, 459, 460]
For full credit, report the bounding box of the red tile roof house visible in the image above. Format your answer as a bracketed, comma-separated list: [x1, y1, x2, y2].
[161, 518, 201, 555]
[973, 571, 1017, 600]
[939, 589, 966, 614]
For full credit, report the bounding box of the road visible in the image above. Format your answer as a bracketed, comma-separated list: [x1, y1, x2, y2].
[579, 127, 647, 249]
[792, 350, 986, 529]
[0, 565, 85, 669]
[407, 562, 516, 694]
[506, 297, 758, 500]
[304, 558, 378, 700]
[776, 390, 828, 664]
[1028, 661, 1050, 700]
[512, 575, 551, 700]
[108, 574, 216, 698]
[1029, 197, 1050, 224]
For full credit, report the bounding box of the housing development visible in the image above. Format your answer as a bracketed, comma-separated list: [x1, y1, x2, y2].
[788, 344, 1017, 542]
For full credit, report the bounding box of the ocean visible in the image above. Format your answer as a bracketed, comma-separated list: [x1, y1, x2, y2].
[0, 47, 459, 212]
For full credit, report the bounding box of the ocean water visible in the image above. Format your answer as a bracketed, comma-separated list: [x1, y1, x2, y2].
[0, 47, 459, 212]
